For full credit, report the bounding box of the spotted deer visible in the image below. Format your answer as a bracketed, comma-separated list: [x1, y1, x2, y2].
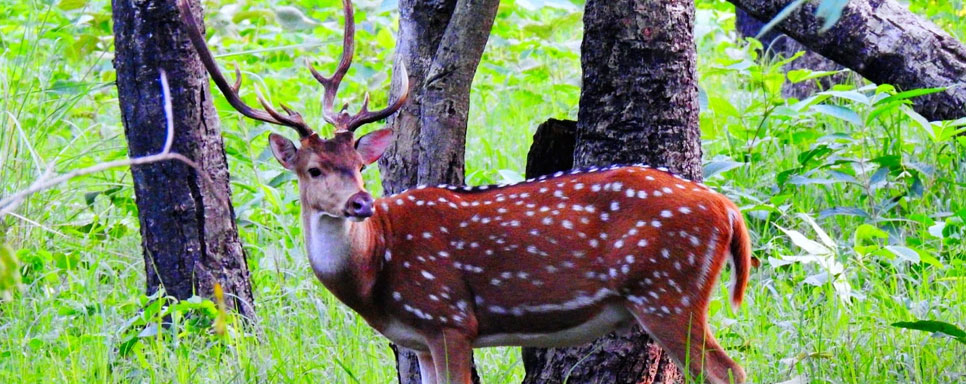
[178, 0, 752, 382]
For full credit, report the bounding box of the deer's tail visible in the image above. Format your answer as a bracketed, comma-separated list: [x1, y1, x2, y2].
[727, 208, 754, 312]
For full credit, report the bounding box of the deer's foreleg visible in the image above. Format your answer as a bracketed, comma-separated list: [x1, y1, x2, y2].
[426, 329, 474, 384]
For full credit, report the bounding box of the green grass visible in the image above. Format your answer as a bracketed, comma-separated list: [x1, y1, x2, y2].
[2, 0, 965, 383]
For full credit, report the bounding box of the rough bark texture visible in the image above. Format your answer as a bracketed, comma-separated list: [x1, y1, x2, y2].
[522, 0, 701, 382]
[735, 8, 850, 99]
[380, 0, 500, 382]
[525, 119, 577, 179]
[380, 0, 500, 192]
[112, 0, 254, 319]
[730, 0, 966, 121]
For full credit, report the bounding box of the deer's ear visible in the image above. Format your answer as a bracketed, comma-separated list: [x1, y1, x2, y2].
[269, 133, 298, 170]
[356, 128, 393, 165]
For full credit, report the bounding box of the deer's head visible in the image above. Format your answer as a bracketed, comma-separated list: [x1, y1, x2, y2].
[178, 0, 408, 221]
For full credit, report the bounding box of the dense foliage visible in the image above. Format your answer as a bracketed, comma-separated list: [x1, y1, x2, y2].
[1, 0, 964, 382]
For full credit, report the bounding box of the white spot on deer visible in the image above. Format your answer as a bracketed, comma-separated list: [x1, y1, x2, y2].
[574, 183, 584, 190]
[384, 250, 392, 262]
[429, 294, 440, 302]
[527, 245, 539, 254]
[615, 240, 624, 248]
[589, 239, 600, 248]
[539, 187, 549, 193]
[610, 201, 620, 211]
[661, 210, 673, 218]
[591, 184, 602, 192]
[542, 217, 553, 225]
[625, 255, 635, 263]
[490, 278, 502, 286]
[651, 220, 662, 228]
[420, 271, 435, 280]
[393, 292, 402, 301]
[601, 212, 610, 221]
[636, 220, 647, 227]
[396, 199, 405, 206]
[403, 262, 412, 268]
[580, 217, 590, 224]
[573, 250, 587, 258]
[661, 249, 670, 259]
[422, 232, 432, 239]
[562, 220, 574, 229]
[625, 189, 635, 198]
[661, 187, 673, 194]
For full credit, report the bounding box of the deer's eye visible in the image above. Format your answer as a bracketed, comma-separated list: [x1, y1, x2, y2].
[307, 168, 322, 178]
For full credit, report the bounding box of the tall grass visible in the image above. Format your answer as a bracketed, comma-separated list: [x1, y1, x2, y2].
[1, 0, 964, 383]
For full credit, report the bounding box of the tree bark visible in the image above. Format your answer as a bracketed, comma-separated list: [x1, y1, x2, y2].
[735, 8, 849, 99]
[379, 0, 500, 382]
[522, 0, 700, 382]
[729, 0, 966, 121]
[112, 0, 254, 319]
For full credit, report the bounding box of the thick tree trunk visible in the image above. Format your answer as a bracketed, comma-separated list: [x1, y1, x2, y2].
[735, 8, 849, 99]
[730, 0, 966, 121]
[379, 0, 500, 382]
[112, 0, 254, 319]
[522, 0, 700, 382]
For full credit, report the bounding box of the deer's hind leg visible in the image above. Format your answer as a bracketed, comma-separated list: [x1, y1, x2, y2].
[624, 301, 745, 384]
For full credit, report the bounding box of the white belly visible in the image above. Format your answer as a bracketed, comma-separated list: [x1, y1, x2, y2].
[379, 319, 428, 351]
[473, 304, 634, 348]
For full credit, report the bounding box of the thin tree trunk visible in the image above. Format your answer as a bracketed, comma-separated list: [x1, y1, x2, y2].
[735, 8, 850, 99]
[730, 0, 966, 121]
[380, 0, 500, 382]
[522, 0, 700, 382]
[112, 0, 254, 319]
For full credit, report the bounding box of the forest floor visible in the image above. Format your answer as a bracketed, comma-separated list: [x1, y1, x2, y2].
[1, 0, 965, 383]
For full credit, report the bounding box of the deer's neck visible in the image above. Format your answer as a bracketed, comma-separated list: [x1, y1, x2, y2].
[303, 211, 384, 317]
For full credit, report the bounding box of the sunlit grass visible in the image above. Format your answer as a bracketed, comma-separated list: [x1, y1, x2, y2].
[1, 0, 964, 383]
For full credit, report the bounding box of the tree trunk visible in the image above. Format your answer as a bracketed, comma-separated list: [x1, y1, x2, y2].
[112, 0, 254, 319]
[729, 0, 966, 121]
[735, 8, 849, 99]
[522, 0, 700, 382]
[379, 0, 500, 382]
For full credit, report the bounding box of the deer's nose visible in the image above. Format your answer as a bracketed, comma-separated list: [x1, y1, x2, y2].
[344, 192, 374, 220]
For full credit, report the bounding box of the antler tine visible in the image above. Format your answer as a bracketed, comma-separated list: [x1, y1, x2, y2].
[176, 0, 314, 138]
[345, 62, 410, 132]
[307, 0, 356, 130]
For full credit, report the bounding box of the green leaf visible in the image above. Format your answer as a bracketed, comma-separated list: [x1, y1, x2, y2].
[775, 225, 833, 256]
[891, 320, 966, 344]
[703, 160, 745, 179]
[57, 0, 88, 11]
[816, 0, 849, 31]
[884, 246, 920, 264]
[874, 87, 947, 107]
[811, 104, 862, 127]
